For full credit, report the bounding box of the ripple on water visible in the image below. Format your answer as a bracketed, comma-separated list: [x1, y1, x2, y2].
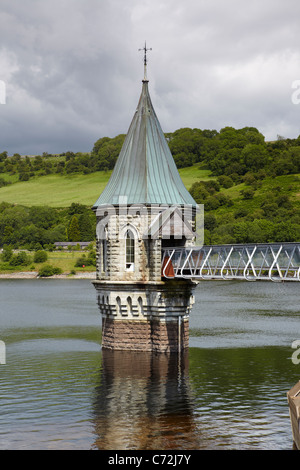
[0, 279, 298, 450]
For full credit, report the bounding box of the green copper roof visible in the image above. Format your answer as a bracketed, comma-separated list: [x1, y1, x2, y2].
[92, 79, 197, 208]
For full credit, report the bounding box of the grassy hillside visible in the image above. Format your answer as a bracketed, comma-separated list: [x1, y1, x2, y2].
[0, 164, 212, 207]
[0, 162, 299, 249]
[0, 171, 111, 207]
[0, 124, 299, 248]
[190, 173, 300, 244]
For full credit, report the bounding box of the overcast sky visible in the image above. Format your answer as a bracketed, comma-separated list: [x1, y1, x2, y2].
[0, 0, 300, 155]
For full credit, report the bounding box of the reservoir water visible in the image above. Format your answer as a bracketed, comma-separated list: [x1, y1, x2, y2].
[0, 278, 299, 450]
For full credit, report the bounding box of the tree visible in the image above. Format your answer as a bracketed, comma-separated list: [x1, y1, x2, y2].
[9, 251, 31, 266]
[0, 206, 29, 246]
[217, 175, 234, 188]
[240, 188, 255, 199]
[92, 134, 125, 171]
[68, 215, 81, 242]
[33, 156, 43, 171]
[241, 144, 269, 171]
[48, 224, 67, 243]
[75, 250, 96, 267]
[1, 245, 13, 262]
[189, 182, 210, 203]
[204, 213, 217, 231]
[261, 202, 279, 219]
[34, 250, 48, 263]
[0, 151, 7, 162]
[78, 212, 94, 241]
[204, 196, 220, 211]
[19, 172, 30, 181]
[2, 225, 14, 244]
[232, 221, 250, 243]
[68, 203, 86, 216]
[29, 206, 59, 230]
[38, 264, 62, 277]
[215, 193, 233, 207]
[272, 221, 300, 242]
[247, 219, 274, 243]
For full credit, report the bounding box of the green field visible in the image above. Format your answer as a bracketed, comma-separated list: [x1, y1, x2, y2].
[0, 158, 299, 254]
[0, 249, 96, 274]
[0, 165, 212, 207]
[0, 172, 111, 207]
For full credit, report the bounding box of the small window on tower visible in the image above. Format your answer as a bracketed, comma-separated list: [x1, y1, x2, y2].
[125, 229, 135, 271]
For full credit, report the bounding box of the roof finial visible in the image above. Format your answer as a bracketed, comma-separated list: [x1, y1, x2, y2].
[139, 41, 152, 82]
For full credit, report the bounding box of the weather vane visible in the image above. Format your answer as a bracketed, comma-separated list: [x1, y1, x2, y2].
[139, 41, 152, 81]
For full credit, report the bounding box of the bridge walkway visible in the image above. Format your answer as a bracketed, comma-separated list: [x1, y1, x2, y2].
[161, 242, 300, 282]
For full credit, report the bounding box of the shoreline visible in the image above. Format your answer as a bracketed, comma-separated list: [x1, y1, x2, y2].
[0, 271, 97, 279]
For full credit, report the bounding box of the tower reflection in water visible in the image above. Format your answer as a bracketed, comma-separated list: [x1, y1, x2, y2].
[92, 349, 201, 450]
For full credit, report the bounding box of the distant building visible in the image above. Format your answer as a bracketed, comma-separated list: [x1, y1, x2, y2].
[54, 241, 93, 250]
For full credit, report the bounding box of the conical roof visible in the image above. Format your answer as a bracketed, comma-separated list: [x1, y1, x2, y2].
[92, 79, 197, 208]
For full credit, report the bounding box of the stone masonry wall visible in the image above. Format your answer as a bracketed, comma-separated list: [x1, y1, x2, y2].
[95, 206, 195, 283]
[93, 279, 195, 352]
[101, 317, 189, 353]
[93, 206, 197, 352]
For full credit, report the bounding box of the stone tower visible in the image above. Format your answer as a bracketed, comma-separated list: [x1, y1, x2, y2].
[92, 49, 198, 352]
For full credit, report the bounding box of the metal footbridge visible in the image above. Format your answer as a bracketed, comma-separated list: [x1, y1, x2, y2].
[162, 242, 300, 282]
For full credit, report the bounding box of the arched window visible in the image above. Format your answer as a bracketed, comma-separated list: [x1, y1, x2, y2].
[125, 229, 135, 271]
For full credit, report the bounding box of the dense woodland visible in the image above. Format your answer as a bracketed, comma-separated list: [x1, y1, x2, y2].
[0, 202, 95, 250]
[1, 126, 300, 179]
[0, 126, 299, 253]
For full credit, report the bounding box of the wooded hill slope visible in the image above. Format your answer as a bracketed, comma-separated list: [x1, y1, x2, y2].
[0, 126, 299, 248]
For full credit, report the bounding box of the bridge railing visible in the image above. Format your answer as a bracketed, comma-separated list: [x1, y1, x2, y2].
[161, 243, 300, 282]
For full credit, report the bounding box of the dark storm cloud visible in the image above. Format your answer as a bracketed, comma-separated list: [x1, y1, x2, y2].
[0, 0, 299, 155]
